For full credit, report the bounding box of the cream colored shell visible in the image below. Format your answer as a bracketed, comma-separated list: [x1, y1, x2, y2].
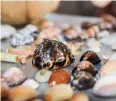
[45, 84, 73, 101]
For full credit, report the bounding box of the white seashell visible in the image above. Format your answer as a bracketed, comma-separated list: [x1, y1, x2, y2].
[18, 24, 38, 37]
[22, 79, 39, 89]
[2, 67, 26, 86]
[35, 70, 52, 83]
[11, 24, 37, 46]
[11, 35, 34, 46]
[1, 24, 16, 39]
[92, 76, 116, 97]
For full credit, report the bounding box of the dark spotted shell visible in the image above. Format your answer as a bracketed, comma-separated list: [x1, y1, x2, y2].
[32, 40, 75, 70]
[72, 61, 98, 77]
[71, 71, 96, 90]
[80, 51, 101, 64]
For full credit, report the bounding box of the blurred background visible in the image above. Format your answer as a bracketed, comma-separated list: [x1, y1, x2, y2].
[1, 1, 116, 25]
[57, 1, 116, 17]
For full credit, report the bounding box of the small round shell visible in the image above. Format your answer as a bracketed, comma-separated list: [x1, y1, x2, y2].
[2, 67, 27, 86]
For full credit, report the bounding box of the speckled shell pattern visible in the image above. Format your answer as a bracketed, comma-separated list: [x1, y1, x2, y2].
[32, 40, 75, 70]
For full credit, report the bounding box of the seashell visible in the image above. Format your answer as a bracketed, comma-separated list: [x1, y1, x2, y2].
[80, 51, 101, 64]
[10, 24, 38, 46]
[1, 24, 16, 39]
[35, 69, 52, 83]
[2, 67, 27, 86]
[22, 79, 39, 89]
[45, 84, 73, 101]
[32, 40, 75, 70]
[70, 93, 89, 101]
[71, 71, 96, 90]
[72, 61, 98, 77]
[11, 34, 34, 46]
[49, 69, 70, 86]
[101, 60, 116, 77]
[8, 86, 38, 101]
[92, 76, 116, 97]
[18, 24, 38, 37]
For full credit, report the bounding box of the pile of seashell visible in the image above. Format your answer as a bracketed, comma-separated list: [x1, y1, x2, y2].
[1, 14, 116, 101]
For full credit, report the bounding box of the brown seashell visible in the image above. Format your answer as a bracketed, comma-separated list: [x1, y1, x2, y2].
[71, 71, 96, 90]
[49, 69, 70, 86]
[80, 51, 101, 64]
[72, 61, 98, 77]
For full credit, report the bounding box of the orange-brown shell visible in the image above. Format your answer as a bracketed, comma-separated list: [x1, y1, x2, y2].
[49, 69, 70, 86]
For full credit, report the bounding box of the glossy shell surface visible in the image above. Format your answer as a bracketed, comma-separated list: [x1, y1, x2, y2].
[32, 40, 75, 70]
[49, 69, 70, 86]
[80, 51, 101, 64]
[71, 71, 96, 90]
[72, 61, 98, 77]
